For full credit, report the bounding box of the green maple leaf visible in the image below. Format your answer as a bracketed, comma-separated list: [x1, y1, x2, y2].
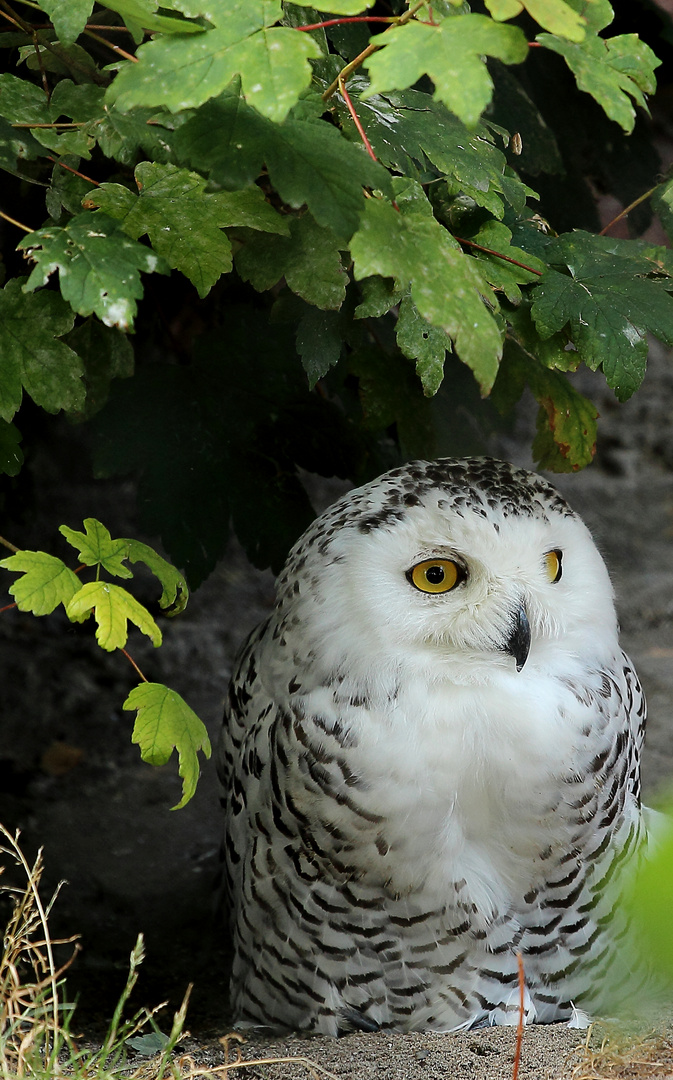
[337, 85, 535, 219]
[296, 307, 343, 388]
[38, 0, 94, 44]
[235, 213, 346, 309]
[125, 539, 189, 614]
[530, 232, 673, 401]
[19, 212, 168, 331]
[88, 163, 287, 298]
[0, 280, 84, 423]
[463, 221, 546, 304]
[288, 0, 373, 10]
[107, 2, 321, 121]
[59, 519, 133, 578]
[98, 0, 203, 37]
[485, 0, 586, 41]
[0, 551, 81, 615]
[363, 15, 528, 127]
[537, 29, 660, 133]
[66, 580, 162, 650]
[493, 345, 597, 470]
[350, 181, 502, 394]
[175, 88, 390, 241]
[396, 294, 452, 397]
[125, 682, 212, 809]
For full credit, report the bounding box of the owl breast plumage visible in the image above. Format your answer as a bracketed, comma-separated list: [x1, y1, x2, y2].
[217, 457, 647, 1035]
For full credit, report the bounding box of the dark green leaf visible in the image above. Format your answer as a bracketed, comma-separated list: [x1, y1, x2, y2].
[493, 343, 597, 469]
[0, 279, 83, 422]
[175, 87, 391, 240]
[296, 307, 342, 387]
[235, 213, 346, 309]
[63, 317, 134, 420]
[530, 231, 673, 400]
[396, 294, 451, 397]
[0, 115, 42, 175]
[0, 420, 23, 477]
[335, 84, 535, 218]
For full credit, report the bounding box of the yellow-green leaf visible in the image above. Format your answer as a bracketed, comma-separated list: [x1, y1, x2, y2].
[66, 580, 162, 650]
[60, 518, 133, 578]
[125, 539, 189, 614]
[125, 682, 212, 808]
[485, 0, 587, 41]
[0, 550, 80, 614]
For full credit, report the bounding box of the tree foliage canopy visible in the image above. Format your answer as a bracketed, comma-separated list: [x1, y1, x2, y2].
[0, 0, 672, 584]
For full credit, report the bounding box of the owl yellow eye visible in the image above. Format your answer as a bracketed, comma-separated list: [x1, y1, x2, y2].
[408, 559, 462, 594]
[544, 549, 563, 584]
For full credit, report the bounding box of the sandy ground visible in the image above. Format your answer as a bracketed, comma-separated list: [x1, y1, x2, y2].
[1, 345, 673, 1077]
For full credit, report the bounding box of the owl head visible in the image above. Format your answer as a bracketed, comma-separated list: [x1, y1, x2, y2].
[275, 458, 618, 689]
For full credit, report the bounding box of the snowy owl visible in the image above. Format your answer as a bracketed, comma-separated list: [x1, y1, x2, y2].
[218, 457, 646, 1034]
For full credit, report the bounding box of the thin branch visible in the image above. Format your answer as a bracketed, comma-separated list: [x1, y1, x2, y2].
[322, 0, 425, 100]
[13, 121, 86, 128]
[122, 648, 149, 683]
[338, 73, 377, 162]
[297, 15, 395, 30]
[32, 29, 50, 100]
[599, 183, 660, 236]
[84, 26, 138, 62]
[46, 156, 100, 186]
[0, 207, 33, 233]
[0, 0, 109, 84]
[455, 235, 543, 276]
[512, 952, 526, 1080]
[0, 535, 20, 553]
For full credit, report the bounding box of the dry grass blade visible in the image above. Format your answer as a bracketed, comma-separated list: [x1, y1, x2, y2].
[0, 823, 80, 1076]
[566, 1025, 673, 1080]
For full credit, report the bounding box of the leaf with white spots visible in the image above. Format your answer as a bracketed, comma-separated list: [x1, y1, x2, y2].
[107, 1, 321, 122]
[87, 162, 288, 298]
[18, 212, 168, 331]
[530, 232, 673, 401]
[350, 180, 502, 395]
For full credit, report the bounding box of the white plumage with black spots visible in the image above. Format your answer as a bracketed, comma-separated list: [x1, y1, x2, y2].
[218, 457, 647, 1035]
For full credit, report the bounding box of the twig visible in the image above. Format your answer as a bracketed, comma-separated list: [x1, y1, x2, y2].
[512, 952, 525, 1080]
[0, 535, 20, 553]
[338, 73, 377, 161]
[84, 26, 138, 62]
[599, 183, 660, 236]
[0, 0, 109, 84]
[297, 15, 396, 30]
[46, 156, 100, 186]
[122, 648, 149, 682]
[31, 29, 50, 100]
[0, 207, 32, 232]
[455, 235, 543, 276]
[13, 121, 86, 128]
[322, 0, 425, 100]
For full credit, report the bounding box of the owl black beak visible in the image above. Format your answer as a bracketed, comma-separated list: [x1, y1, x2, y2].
[504, 602, 531, 672]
